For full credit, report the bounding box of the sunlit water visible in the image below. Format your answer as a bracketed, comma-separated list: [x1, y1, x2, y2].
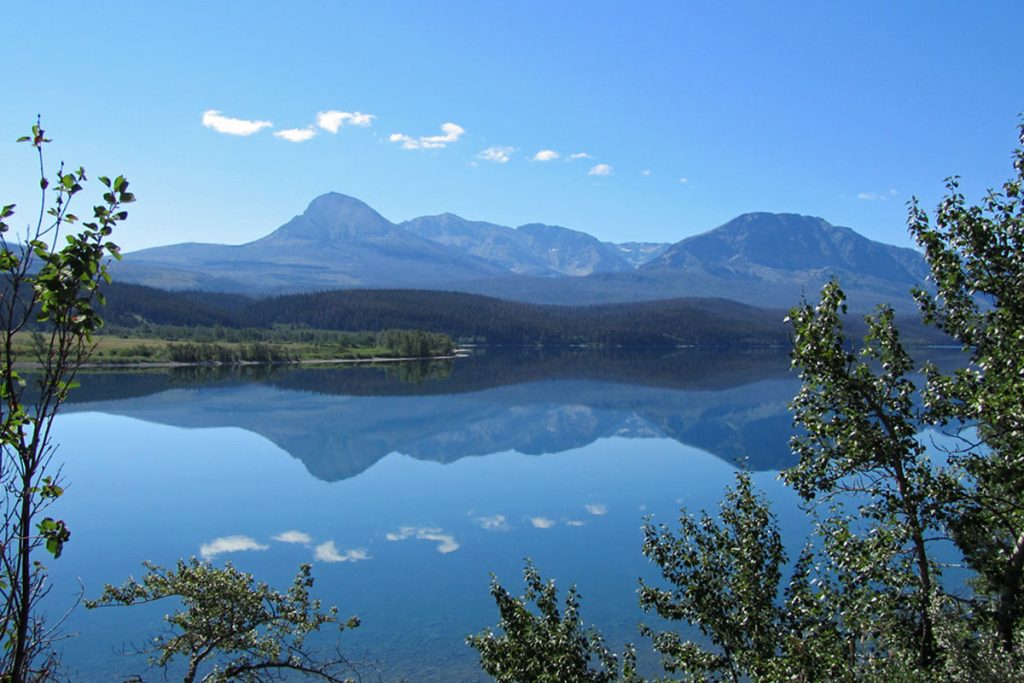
[43, 350, 813, 681]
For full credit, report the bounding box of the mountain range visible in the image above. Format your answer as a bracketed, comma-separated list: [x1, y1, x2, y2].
[115, 192, 929, 311]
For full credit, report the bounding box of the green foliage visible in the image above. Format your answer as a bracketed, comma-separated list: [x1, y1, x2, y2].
[468, 562, 638, 683]
[86, 559, 360, 683]
[164, 340, 297, 365]
[639, 473, 789, 681]
[472, 124, 1024, 681]
[103, 322, 381, 348]
[786, 280, 945, 666]
[0, 119, 131, 681]
[907, 128, 1024, 649]
[375, 328, 454, 358]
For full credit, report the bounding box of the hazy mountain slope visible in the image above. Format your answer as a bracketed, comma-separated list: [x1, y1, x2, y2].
[633, 212, 929, 310]
[401, 213, 557, 275]
[514, 223, 633, 275]
[401, 213, 634, 275]
[607, 241, 671, 267]
[646, 212, 928, 281]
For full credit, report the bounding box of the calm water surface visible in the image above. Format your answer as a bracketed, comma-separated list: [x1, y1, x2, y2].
[46, 349, 810, 681]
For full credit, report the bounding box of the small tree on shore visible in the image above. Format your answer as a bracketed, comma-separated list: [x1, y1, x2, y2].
[0, 119, 132, 681]
[87, 560, 362, 683]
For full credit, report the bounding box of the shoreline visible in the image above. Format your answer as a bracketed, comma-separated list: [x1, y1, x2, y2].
[14, 354, 465, 371]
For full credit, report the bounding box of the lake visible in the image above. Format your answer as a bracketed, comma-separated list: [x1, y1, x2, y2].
[46, 348, 813, 681]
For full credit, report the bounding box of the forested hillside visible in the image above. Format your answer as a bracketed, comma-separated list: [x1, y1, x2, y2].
[101, 282, 793, 346]
[100, 282, 951, 347]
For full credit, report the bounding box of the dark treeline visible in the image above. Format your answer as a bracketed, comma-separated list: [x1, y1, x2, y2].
[105, 323, 380, 348]
[100, 282, 253, 327]
[101, 282, 797, 346]
[243, 290, 791, 346]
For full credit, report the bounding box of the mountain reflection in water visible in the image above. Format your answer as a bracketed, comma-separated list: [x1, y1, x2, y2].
[65, 348, 801, 479]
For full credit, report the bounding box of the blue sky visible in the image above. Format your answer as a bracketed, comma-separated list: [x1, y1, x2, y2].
[2, 1, 1021, 252]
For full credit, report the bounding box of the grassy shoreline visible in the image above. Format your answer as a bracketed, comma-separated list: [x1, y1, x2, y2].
[11, 332, 458, 367]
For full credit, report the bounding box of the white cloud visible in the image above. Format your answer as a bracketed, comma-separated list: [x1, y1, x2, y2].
[199, 535, 269, 560]
[641, 169, 652, 176]
[474, 514, 510, 531]
[585, 503, 607, 516]
[857, 192, 886, 201]
[272, 530, 312, 545]
[386, 526, 460, 553]
[317, 110, 375, 133]
[478, 146, 515, 164]
[274, 127, 317, 143]
[569, 152, 592, 160]
[678, 177, 689, 184]
[202, 110, 272, 136]
[529, 517, 556, 529]
[314, 541, 369, 563]
[390, 122, 465, 150]
[533, 149, 560, 162]
[588, 164, 613, 177]
[565, 520, 586, 527]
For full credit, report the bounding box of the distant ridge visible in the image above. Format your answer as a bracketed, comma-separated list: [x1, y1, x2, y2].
[401, 213, 633, 276]
[115, 193, 928, 311]
[645, 212, 928, 284]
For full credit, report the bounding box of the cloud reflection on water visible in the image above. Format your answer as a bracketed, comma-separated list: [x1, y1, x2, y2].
[199, 535, 270, 559]
[314, 541, 370, 563]
[386, 526, 460, 553]
[473, 514, 510, 531]
[272, 530, 313, 545]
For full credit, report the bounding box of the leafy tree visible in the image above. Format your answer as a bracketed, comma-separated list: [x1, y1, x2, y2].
[468, 562, 638, 683]
[0, 120, 132, 681]
[86, 559, 361, 683]
[907, 133, 1024, 651]
[639, 473, 792, 682]
[472, 124, 1024, 681]
[784, 279, 947, 669]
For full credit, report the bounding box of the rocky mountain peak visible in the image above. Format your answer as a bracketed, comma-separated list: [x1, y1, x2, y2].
[271, 192, 395, 243]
